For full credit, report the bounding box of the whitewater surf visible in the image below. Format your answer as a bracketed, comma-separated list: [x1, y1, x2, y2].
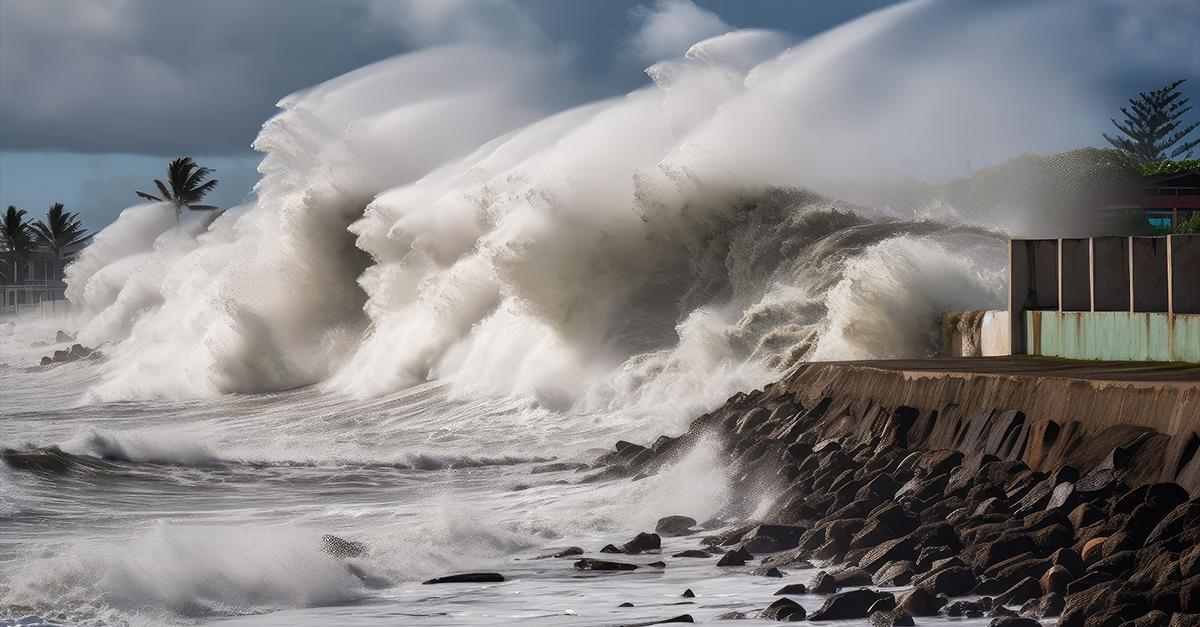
[2, 0, 1194, 625]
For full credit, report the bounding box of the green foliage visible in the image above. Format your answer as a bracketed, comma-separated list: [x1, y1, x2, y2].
[1174, 212, 1200, 234]
[31, 202, 89, 258]
[1, 205, 34, 257]
[1103, 79, 1200, 165]
[1140, 159, 1200, 176]
[135, 156, 220, 221]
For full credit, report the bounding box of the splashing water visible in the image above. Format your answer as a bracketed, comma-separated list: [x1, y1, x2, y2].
[2, 1, 1194, 624]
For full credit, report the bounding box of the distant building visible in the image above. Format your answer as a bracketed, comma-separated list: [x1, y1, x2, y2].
[1, 238, 90, 313]
[1140, 170, 1200, 230]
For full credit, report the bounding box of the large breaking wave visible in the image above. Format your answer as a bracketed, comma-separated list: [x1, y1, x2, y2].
[57, 0, 1191, 415]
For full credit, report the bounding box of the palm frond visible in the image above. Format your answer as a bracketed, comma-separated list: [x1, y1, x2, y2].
[136, 190, 165, 202]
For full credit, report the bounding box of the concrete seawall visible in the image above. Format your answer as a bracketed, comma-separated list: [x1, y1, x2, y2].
[762, 358, 1200, 494]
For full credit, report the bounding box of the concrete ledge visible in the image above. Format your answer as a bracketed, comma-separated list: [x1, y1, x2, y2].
[781, 358, 1200, 438]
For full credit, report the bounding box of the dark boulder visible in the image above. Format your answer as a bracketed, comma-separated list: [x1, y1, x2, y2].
[1040, 564, 1073, 594]
[601, 544, 622, 554]
[809, 588, 894, 621]
[774, 583, 807, 595]
[868, 609, 914, 627]
[1019, 592, 1064, 618]
[759, 598, 806, 621]
[873, 560, 915, 586]
[423, 572, 505, 584]
[574, 558, 637, 571]
[898, 586, 944, 616]
[740, 524, 803, 553]
[671, 549, 711, 558]
[912, 565, 977, 597]
[987, 618, 1039, 627]
[944, 599, 987, 617]
[681, 588, 694, 598]
[621, 532, 661, 554]
[993, 575, 1042, 606]
[655, 515, 698, 537]
[716, 547, 753, 566]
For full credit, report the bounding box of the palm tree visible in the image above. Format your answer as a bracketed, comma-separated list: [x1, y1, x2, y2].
[31, 203, 89, 284]
[1, 205, 34, 283]
[135, 156, 219, 221]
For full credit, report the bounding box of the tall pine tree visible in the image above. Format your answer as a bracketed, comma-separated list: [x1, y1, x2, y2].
[1103, 79, 1199, 165]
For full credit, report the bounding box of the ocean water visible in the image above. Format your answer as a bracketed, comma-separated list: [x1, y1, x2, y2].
[2, 0, 1190, 623]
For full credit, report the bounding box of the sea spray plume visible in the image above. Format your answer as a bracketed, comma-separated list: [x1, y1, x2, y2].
[60, 0, 1197, 406]
[68, 46, 561, 400]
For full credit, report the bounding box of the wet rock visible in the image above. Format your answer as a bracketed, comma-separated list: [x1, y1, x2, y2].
[717, 547, 753, 566]
[1065, 570, 1116, 594]
[912, 565, 977, 597]
[1081, 536, 1107, 564]
[868, 609, 914, 627]
[858, 536, 919, 573]
[621, 532, 661, 554]
[56, 330, 74, 342]
[713, 610, 751, 620]
[1068, 503, 1105, 530]
[1050, 547, 1084, 577]
[898, 586, 944, 616]
[1019, 592, 1064, 618]
[751, 566, 783, 578]
[601, 544, 622, 554]
[774, 584, 807, 598]
[944, 599, 987, 617]
[530, 462, 589, 474]
[759, 597, 806, 621]
[681, 588, 694, 598]
[740, 524, 803, 553]
[988, 618, 1039, 627]
[619, 602, 635, 607]
[534, 546, 583, 559]
[993, 575, 1041, 606]
[1040, 564, 1073, 594]
[808, 588, 894, 621]
[423, 572, 505, 584]
[671, 549, 710, 558]
[872, 560, 915, 586]
[574, 558, 638, 571]
[655, 515, 698, 537]
[648, 561, 666, 568]
[321, 534, 367, 558]
[39, 356, 52, 366]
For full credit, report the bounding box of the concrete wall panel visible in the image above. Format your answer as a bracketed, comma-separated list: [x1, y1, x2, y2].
[1091, 237, 1130, 311]
[1131, 237, 1169, 312]
[1059, 238, 1090, 311]
[1170, 234, 1200, 314]
[1026, 311, 1200, 362]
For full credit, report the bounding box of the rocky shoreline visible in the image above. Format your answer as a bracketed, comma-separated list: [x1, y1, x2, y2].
[565, 360, 1200, 625]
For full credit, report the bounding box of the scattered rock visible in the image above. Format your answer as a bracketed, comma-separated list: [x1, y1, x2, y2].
[774, 583, 807, 595]
[656, 515, 698, 537]
[671, 549, 710, 558]
[621, 532, 661, 554]
[601, 544, 622, 554]
[716, 547, 753, 566]
[809, 588, 894, 621]
[574, 558, 637, 571]
[422, 572, 505, 584]
[869, 609, 915, 627]
[681, 588, 694, 598]
[988, 617, 1040, 627]
[759, 597, 806, 621]
[740, 524, 804, 553]
[898, 586, 944, 616]
[619, 602, 635, 607]
[649, 561, 666, 568]
[1041, 564, 1072, 594]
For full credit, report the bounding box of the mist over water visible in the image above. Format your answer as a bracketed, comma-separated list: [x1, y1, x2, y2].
[3, 0, 1196, 624]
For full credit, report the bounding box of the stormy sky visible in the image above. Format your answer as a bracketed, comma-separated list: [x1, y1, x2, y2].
[0, 0, 1196, 231]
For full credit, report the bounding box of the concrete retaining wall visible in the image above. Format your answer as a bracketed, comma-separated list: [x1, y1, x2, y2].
[1026, 311, 1200, 363]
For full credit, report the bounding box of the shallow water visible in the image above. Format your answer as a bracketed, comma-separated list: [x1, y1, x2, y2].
[0, 328, 1011, 627]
